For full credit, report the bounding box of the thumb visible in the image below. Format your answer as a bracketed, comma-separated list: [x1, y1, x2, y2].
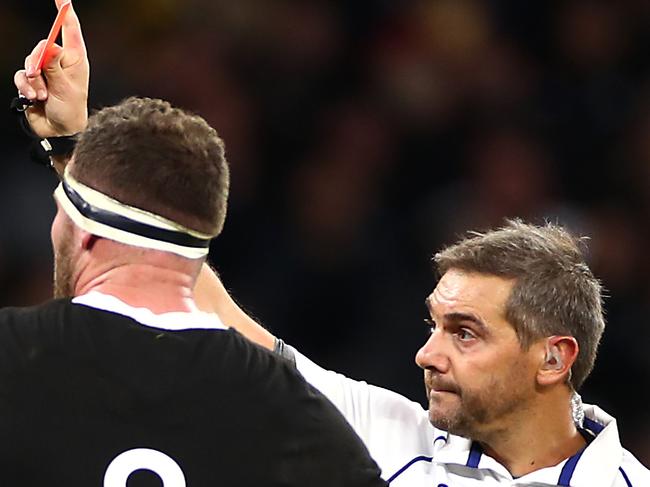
[41, 44, 65, 80]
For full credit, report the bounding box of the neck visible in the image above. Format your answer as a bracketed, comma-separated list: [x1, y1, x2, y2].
[75, 263, 199, 314]
[480, 391, 586, 477]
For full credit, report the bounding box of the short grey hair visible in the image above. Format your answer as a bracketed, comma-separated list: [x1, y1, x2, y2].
[434, 219, 605, 390]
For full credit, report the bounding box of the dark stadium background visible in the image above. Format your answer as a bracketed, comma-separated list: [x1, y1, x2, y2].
[1, 0, 648, 464]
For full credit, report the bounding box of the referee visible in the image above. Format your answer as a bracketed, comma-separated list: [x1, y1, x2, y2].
[203, 223, 650, 486]
[9, 2, 386, 486]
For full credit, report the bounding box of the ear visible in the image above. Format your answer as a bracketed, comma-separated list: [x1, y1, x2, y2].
[536, 335, 579, 387]
[80, 232, 99, 252]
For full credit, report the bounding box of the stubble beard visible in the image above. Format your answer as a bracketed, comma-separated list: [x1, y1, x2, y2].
[53, 233, 75, 299]
[425, 369, 528, 441]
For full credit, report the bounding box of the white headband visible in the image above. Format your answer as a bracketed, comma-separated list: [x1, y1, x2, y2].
[53, 167, 214, 259]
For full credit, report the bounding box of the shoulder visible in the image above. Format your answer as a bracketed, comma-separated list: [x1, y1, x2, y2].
[0, 299, 142, 342]
[0, 299, 136, 374]
[225, 335, 357, 426]
[207, 334, 387, 485]
[0, 299, 76, 343]
[582, 404, 650, 486]
[0, 298, 126, 329]
[289, 345, 438, 478]
[0, 299, 72, 321]
[618, 449, 650, 486]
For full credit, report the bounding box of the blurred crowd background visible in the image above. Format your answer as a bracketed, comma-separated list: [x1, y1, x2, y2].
[1, 0, 649, 463]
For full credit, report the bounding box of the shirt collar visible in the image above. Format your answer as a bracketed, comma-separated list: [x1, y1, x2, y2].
[553, 405, 622, 487]
[431, 404, 622, 486]
[72, 291, 228, 332]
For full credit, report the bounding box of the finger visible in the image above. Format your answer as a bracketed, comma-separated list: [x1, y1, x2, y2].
[42, 44, 65, 83]
[58, 1, 86, 57]
[25, 39, 48, 77]
[14, 70, 37, 99]
[15, 70, 50, 101]
[32, 71, 50, 101]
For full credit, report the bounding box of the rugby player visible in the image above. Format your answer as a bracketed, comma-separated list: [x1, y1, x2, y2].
[10, 2, 386, 485]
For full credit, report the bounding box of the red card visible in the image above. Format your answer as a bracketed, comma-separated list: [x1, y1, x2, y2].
[36, 2, 71, 71]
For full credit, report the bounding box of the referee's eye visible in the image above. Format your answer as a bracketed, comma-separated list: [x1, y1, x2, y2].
[424, 318, 436, 336]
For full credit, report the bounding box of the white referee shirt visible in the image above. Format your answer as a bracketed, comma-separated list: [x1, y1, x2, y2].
[292, 348, 650, 486]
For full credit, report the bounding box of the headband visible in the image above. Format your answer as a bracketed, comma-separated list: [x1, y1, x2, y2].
[53, 167, 215, 259]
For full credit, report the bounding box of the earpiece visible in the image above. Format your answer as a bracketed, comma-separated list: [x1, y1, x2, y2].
[544, 345, 564, 370]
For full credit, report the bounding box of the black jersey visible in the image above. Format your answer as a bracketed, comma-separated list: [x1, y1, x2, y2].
[0, 299, 385, 487]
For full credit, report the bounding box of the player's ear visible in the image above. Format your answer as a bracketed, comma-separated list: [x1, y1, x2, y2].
[80, 231, 98, 251]
[536, 335, 579, 387]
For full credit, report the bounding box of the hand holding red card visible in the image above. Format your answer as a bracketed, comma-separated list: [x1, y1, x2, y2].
[36, 2, 71, 71]
[13, 0, 89, 139]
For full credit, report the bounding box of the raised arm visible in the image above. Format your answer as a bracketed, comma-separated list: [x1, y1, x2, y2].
[12, 5, 273, 351]
[195, 264, 276, 350]
[13, 0, 89, 173]
[194, 264, 432, 480]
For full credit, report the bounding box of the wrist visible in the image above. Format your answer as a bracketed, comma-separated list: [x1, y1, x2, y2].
[27, 134, 78, 172]
[57, 112, 88, 136]
[47, 113, 87, 138]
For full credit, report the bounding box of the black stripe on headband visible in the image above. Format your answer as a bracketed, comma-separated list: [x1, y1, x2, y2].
[61, 180, 211, 250]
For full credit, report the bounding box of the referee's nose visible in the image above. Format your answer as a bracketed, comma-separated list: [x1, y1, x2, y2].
[415, 328, 451, 374]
